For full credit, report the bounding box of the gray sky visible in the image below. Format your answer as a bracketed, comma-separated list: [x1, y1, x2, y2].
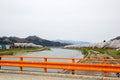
[0, 0, 120, 43]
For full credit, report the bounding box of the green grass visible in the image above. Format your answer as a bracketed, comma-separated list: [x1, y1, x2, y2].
[0, 47, 50, 56]
[81, 48, 119, 54]
[70, 47, 120, 58]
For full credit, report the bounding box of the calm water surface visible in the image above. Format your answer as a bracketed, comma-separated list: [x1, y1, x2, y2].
[2, 48, 83, 72]
[17, 48, 83, 58]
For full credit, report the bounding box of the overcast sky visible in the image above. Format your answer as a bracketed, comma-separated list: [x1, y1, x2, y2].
[0, 0, 120, 43]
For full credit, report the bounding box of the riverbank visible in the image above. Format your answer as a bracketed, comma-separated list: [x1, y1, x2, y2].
[67, 48, 120, 59]
[79, 48, 120, 59]
[62, 48, 120, 77]
[0, 47, 50, 56]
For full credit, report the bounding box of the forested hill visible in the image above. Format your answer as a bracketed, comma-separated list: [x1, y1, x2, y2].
[25, 36, 67, 46]
[0, 36, 67, 47]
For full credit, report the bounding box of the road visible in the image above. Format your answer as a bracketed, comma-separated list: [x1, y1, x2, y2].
[0, 73, 80, 80]
[0, 70, 119, 80]
[0, 70, 84, 80]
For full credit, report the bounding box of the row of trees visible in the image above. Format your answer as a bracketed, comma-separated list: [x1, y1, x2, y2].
[14, 43, 43, 48]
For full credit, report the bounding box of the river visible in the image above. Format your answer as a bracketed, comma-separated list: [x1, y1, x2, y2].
[16, 48, 83, 58]
[2, 48, 83, 72]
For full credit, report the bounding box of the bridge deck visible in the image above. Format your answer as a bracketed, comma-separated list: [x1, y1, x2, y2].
[0, 70, 119, 80]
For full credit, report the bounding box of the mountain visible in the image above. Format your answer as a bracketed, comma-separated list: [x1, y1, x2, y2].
[25, 36, 66, 46]
[54, 40, 90, 45]
[64, 36, 120, 49]
[0, 36, 28, 44]
[111, 36, 120, 41]
[0, 36, 66, 47]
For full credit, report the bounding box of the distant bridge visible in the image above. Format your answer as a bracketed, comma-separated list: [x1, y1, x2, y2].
[0, 56, 120, 77]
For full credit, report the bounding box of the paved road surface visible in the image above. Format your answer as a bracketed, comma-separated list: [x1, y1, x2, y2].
[0, 73, 81, 80]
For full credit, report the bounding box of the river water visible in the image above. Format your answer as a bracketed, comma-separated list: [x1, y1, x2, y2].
[17, 48, 83, 58]
[2, 48, 83, 72]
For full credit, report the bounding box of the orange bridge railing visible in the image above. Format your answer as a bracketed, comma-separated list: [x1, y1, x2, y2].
[0, 56, 120, 77]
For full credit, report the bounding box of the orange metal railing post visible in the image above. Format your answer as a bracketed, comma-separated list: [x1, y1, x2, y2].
[20, 57, 23, 71]
[0, 56, 1, 69]
[72, 58, 75, 74]
[104, 59, 107, 77]
[104, 59, 107, 64]
[44, 57, 47, 73]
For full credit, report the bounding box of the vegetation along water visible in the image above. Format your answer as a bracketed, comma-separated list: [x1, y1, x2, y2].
[0, 47, 50, 56]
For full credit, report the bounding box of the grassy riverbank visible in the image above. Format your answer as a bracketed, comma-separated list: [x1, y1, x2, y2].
[70, 48, 120, 59]
[0, 47, 50, 56]
[81, 48, 120, 59]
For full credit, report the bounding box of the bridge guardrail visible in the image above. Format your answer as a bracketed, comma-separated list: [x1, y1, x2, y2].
[0, 56, 120, 77]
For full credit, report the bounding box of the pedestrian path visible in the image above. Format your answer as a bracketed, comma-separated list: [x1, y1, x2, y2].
[0, 70, 119, 80]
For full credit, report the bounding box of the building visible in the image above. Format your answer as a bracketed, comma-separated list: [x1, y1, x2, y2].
[0, 45, 2, 49]
[0, 43, 12, 49]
